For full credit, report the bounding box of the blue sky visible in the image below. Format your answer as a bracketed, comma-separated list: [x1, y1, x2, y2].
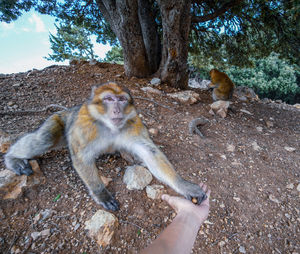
[0, 10, 111, 74]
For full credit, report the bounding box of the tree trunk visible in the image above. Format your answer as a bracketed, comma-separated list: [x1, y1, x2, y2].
[157, 0, 191, 89]
[96, 0, 161, 77]
[96, 0, 149, 77]
[97, 0, 191, 89]
[138, 0, 161, 73]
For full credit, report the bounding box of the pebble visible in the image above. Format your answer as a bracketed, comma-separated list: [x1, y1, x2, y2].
[269, 194, 280, 204]
[218, 241, 226, 247]
[239, 245, 246, 253]
[286, 183, 294, 189]
[150, 78, 161, 86]
[284, 146, 296, 152]
[297, 184, 300, 192]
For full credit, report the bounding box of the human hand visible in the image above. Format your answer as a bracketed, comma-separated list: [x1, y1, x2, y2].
[162, 183, 210, 225]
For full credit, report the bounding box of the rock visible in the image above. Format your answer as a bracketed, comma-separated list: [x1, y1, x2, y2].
[0, 160, 45, 200]
[7, 101, 15, 106]
[251, 141, 261, 151]
[226, 144, 235, 152]
[40, 229, 51, 237]
[188, 79, 210, 90]
[218, 240, 226, 247]
[233, 196, 240, 202]
[146, 184, 165, 199]
[31, 229, 51, 241]
[256, 126, 263, 132]
[0, 129, 13, 153]
[148, 128, 158, 137]
[217, 108, 227, 118]
[265, 120, 274, 128]
[141, 87, 162, 95]
[123, 165, 153, 190]
[150, 78, 161, 86]
[210, 100, 231, 118]
[284, 146, 296, 152]
[286, 183, 294, 190]
[293, 103, 300, 109]
[269, 194, 280, 204]
[85, 210, 118, 247]
[234, 86, 258, 101]
[297, 184, 300, 192]
[239, 245, 246, 253]
[167, 90, 200, 105]
[31, 231, 41, 241]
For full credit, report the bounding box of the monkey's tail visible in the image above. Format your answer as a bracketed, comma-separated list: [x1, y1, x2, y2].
[188, 117, 209, 138]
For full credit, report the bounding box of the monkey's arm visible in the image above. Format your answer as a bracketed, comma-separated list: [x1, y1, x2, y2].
[71, 155, 119, 211]
[126, 138, 207, 203]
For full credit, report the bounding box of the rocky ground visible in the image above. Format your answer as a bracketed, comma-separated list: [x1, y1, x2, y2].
[0, 62, 299, 254]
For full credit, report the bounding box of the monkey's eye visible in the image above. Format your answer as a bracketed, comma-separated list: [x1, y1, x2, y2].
[104, 96, 114, 102]
[118, 96, 127, 102]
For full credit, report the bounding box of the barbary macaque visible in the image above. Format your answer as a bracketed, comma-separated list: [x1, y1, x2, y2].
[5, 82, 207, 211]
[209, 69, 235, 101]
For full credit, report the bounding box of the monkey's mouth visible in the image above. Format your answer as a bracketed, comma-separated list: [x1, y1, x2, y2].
[111, 118, 123, 125]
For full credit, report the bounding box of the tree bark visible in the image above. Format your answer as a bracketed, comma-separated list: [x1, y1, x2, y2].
[157, 0, 191, 89]
[96, 0, 152, 77]
[138, 0, 161, 73]
[97, 0, 191, 89]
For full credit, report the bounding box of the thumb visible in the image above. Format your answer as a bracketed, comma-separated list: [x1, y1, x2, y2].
[162, 194, 178, 211]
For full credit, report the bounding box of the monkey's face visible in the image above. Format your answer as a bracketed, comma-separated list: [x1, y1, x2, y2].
[88, 83, 137, 131]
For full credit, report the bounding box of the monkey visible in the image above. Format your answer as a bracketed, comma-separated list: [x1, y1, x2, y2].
[208, 69, 235, 101]
[4, 82, 207, 211]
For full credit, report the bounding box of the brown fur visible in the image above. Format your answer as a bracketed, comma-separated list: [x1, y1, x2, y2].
[209, 69, 235, 101]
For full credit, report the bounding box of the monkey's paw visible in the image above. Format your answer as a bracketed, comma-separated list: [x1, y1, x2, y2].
[181, 181, 207, 204]
[92, 188, 120, 211]
[4, 156, 34, 176]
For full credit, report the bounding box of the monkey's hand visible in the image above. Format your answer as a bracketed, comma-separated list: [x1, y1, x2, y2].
[178, 179, 207, 204]
[4, 156, 34, 176]
[92, 188, 120, 211]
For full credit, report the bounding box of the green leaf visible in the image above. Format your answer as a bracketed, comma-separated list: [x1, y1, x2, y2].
[53, 194, 61, 202]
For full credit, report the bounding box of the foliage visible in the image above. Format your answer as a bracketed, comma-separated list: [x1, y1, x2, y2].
[1, 0, 299, 67]
[190, 53, 300, 104]
[46, 23, 98, 62]
[104, 46, 123, 64]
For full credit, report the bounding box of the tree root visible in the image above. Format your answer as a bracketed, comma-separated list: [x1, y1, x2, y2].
[189, 117, 209, 138]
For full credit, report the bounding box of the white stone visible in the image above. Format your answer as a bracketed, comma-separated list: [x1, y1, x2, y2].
[167, 90, 200, 105]
[146, 184, 165, 199]
[150, 78, 161, 86]
[269, 194, 280, 204]
[284, 146, 296, 152]
[286, 183, 294, 189]
[123, 165, 153, 190]
[239, 245, 246, 253]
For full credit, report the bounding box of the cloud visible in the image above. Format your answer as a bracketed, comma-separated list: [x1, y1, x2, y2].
[0, 22, 14, 30]
[29, 13, 46, 32]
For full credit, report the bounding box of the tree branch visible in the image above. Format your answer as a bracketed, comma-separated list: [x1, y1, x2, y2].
[191, 0, 241, 23]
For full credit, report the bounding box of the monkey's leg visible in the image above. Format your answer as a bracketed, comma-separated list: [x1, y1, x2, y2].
[4, 114, 65, 176]
[130, 141, 207, 204]
[71, 157, 119, 211]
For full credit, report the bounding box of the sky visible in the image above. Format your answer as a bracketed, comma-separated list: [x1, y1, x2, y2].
[0, 10, 111, 74]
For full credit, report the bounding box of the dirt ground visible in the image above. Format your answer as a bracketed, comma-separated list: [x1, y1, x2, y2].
[0, 62, 299, 254]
